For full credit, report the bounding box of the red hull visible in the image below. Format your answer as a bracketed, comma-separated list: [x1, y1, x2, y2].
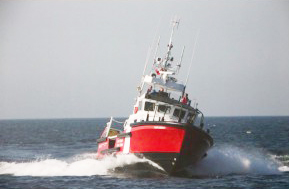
[96, 122, 213, 174]
[130, 125, 185, 153]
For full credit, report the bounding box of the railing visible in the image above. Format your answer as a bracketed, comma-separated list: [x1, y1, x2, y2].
[105, 117, 125, 138]
[145, 92, 193, 111]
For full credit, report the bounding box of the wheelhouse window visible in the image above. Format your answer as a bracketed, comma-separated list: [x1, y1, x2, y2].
[158, 105, 171, 113]
[173, 108, 186, 119]
[187, 112, 195, 123]
[138, 101, 143, 111]
[144, 101, 155, 111]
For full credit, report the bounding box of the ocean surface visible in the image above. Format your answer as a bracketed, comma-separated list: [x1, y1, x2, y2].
[0, 117, 288, 188]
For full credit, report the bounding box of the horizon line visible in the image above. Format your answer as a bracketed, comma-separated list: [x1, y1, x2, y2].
[1, 115, 289, 121]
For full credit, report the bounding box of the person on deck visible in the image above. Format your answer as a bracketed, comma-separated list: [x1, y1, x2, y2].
[147, 86, 152, 94]
[181, 93, 188, 104]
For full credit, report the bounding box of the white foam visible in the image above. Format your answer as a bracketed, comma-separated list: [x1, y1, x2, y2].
[278, 166, 289, 172]
[188, 145, 282, 176]
[1, 148, 287, 177]
[0, 153, 159, 177]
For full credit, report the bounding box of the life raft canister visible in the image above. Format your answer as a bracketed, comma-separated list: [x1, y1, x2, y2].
[134, 107, 138, 114]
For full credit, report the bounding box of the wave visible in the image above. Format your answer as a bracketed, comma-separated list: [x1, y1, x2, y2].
[272, 154, 289, 164]
[0, 146, 288, 177]
[272, 154, 289, 172]
[187, 145, 286, 177]
[0, 153, 162, 177]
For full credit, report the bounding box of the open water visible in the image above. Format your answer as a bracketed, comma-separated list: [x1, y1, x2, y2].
[0, 117, 288, 188]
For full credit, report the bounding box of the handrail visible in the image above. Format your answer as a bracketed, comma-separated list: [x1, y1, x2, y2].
[105, 116, 113, 138]
[111, 118, 125, 124]
[145, 93, 195, 111]
[105, 117, 124, 138]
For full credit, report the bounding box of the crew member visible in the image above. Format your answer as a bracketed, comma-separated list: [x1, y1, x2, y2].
[181, 93, 188, 104]
[147, 86, 152, 94]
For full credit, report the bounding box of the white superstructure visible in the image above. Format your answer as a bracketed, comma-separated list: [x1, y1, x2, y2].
[123, 19, 204, 130]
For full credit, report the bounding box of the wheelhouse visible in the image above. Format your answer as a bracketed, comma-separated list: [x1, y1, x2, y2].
[129, 87, 199, 126]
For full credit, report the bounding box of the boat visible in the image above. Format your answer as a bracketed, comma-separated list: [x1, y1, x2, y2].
[96, 19, 213, 175]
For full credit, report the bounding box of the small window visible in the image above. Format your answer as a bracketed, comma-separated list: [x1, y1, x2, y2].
[144, 101, 155, 111]
[138, 101, 142, 111]
[187, 112, 195, 123]
[158, 105, 171, 113]
[187, 112, 193, 119]
[173, 108, 186, 119]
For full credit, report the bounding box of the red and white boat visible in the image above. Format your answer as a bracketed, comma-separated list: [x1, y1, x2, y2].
[96, 20, 213, 175]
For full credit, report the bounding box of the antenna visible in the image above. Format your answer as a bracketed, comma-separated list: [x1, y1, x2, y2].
[185, 30, 200, 87]
[149, 17, 162, 71]
[168, 17, 180, 45]
[176, 46, 185, 74]
[138, 46, 152, 95]
[142, 46, 151, 77]
[138, 18, 163, 95]
[153, 36, 161, 65]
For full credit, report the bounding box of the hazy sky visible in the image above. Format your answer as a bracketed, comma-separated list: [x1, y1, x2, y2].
[0, 0, 289, 119]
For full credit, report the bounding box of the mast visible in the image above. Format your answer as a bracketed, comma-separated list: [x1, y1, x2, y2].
[138, 18, 186, 97]
[163, 18, 180, 68]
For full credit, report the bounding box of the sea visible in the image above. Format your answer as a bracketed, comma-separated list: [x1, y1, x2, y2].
[0, 117, 288, 188]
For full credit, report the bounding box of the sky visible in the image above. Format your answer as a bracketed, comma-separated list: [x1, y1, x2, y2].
[0, 0, 289, 119]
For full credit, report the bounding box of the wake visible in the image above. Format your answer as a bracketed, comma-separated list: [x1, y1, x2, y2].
[0, 146, 288, 177]
[187, 145, 288, 177]
[0, 154, 162, 177]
